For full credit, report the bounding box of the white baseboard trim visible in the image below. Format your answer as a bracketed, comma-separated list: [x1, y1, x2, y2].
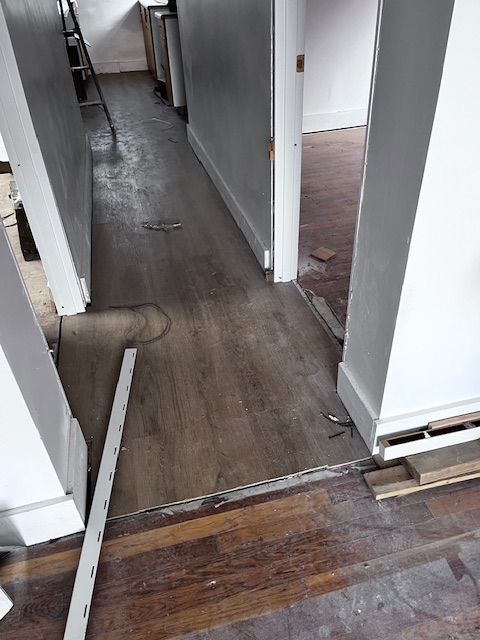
[0, 495, 85, 547]
[302, 108, 368, 134]
[93, 60, 148, 74]
[187, 124, 270, 270]
[0, 418, 87, 547]
[338, 361, 480, 455]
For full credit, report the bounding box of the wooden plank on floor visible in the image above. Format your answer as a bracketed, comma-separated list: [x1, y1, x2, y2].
[364, 465, 480, 500]
[403, 440, 480, 485]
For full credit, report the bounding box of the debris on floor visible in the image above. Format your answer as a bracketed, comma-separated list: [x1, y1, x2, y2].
[311, 246, 336, 262]
[321, 412, 354, 439]
[142, 221, 183, 233]
[328, 431, 344, 439]
[365, 425, 480, 499]
[321, 411, 353, 427]
[148, 117, 174, 130]
[364, 462, 480, 500]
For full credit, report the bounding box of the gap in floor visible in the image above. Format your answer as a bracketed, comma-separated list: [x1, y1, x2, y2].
[58, 72, 369, 518]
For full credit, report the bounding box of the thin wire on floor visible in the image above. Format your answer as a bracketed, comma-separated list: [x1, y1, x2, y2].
[109, 302, 172, 347]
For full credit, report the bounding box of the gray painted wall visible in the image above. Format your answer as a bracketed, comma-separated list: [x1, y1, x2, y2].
[177, 0, 272, 263]
[1, 0, 91, 290]
[342, 0, 454, 416]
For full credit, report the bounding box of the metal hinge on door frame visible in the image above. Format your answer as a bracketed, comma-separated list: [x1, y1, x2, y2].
[296, 54, 305, 73]
[268, 137, 275, 161]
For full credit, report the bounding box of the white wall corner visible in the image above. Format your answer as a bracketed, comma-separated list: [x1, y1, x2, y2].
[187, 124, 270, 270]
[337, 362, 378, 452]
[0, 495, 85, 547]
[0, 416, 87, 546]
[67, 418, 88, 523]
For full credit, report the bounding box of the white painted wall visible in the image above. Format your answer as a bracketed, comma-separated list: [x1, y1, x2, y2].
[177, 0, 273, 270]
[303, 0, 378, 133]
[0, 132, 7, 162]
[338, 0, 455, 450]
[0, 223, 86, 544]
[78, 0, 147, 73]
[380, 0, 480, 423]
[0, 0, 91, 314]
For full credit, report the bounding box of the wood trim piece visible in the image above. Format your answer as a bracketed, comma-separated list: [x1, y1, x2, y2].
[140, 5, 156, 75]
[364, 464, 480, 500]
[379, 416, 480, 461]
[429, 411, 480, 430]
[403, 440, 480, 485]
[63, 349, 137, 640]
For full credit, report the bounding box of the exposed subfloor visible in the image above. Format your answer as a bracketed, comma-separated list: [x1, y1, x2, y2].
[0, 173, 59, 348]
[298, 128, 365, 326]
[58, 72, 369, 518]
[3, 462, 480, 639]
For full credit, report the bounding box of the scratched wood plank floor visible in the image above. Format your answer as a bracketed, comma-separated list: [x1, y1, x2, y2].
[2, 464, 480, 639]
[298, 128, 366, 326]
[58, 72, 368, 518]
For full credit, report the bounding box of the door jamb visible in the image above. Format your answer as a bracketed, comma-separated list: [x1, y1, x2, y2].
[273, 0, 306, 283]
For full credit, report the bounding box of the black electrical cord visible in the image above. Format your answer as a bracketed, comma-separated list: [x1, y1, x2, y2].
[109, 302, 172, 346]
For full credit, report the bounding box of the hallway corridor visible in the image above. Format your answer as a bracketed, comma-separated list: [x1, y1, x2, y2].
[58, 73, 368, 517]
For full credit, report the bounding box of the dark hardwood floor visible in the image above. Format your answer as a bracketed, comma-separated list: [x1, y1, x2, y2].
[58, 73, 368, 518]
[2, 463, 480, 639]
[298, 128, 366, 326]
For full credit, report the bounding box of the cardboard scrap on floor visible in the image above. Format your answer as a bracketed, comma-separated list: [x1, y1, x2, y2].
[311, 246, 336, 262]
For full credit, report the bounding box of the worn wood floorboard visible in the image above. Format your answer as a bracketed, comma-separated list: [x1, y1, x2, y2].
[58, 73, 368, 517]
[298, 128, 365, 326]
[2, 465, 480, 639]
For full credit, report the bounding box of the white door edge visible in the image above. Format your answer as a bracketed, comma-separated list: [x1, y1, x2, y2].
[273, 0, 306, 283]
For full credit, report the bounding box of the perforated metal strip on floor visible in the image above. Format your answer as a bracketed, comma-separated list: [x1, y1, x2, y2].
[63, 348, 137, 640]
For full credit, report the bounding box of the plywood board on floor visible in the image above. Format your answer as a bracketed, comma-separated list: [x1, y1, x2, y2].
[58, 73, 369, 518]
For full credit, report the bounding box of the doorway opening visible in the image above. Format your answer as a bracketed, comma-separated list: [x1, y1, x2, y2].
[296, 0, 378, 329]
[0, 139, 60, 352]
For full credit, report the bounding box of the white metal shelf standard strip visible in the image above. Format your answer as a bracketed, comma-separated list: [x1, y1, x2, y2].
[63, 348, 137, 640]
